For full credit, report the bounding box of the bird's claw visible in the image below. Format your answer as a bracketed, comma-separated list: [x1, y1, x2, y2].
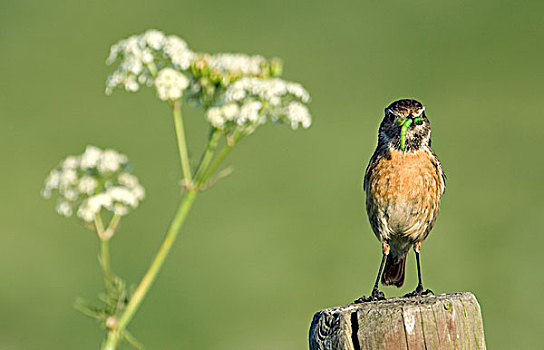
[403, 285, 433, 298]
[354, 288, 386, 303]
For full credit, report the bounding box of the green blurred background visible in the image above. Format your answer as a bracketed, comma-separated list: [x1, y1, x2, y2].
[2, 0, 544, 349]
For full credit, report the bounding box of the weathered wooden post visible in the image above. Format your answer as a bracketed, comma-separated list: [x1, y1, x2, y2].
[309, 292, 486, 350]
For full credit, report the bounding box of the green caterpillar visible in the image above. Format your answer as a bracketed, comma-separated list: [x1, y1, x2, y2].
[394, 116, 424, 151]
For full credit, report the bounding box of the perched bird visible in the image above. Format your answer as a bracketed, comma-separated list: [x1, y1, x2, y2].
[360, 99, 445, 301]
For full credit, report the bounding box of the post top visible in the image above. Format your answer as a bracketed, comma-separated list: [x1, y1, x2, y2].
[309, 292, 486, 350]
[315, 292, 478, 316]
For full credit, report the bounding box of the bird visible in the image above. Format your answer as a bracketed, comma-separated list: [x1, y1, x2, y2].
[359, 99, 446, 301]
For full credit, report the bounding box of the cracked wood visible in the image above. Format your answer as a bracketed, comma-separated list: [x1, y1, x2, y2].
[309, 292, 486, 350]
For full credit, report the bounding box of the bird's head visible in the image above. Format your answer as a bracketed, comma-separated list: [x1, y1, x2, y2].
[379, 99, 431, 152]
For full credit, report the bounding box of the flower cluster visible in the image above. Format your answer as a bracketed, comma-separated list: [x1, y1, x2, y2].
[106, 29, 312, 132]
[106, 29, 194, 96]
[225, 77, 310, 104]
[206, 78, 312, 132]
[204, 53, 281, 79]
[106, 30, 280, 103]
[42, 146, 145, 223]
[187, 53, 282, 108]
[154, 68, 189, 101]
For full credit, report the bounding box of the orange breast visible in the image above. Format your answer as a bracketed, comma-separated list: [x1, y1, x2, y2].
[372, 149, 438, 200]
[365, 147, 443, 244]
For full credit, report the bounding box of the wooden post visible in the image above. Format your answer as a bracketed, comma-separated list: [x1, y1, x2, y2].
[309, 292, 486, 350]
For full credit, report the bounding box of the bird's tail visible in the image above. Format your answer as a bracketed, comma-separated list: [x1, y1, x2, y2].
[381, 252, 407, 287]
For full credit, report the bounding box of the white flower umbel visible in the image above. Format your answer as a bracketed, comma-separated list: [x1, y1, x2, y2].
[225, 77, 310, 105]
[207, 54, 270, 76]
[42, 146, 145, 224]
[154, 68, 189, 101]
[164, 35, 193, 70]
[189, 54, 282, 108]
[106, 30, 285, 110]
[285, 101, 312, 129]
[106, 29, 194, 95]
[206, 77, 312, 132]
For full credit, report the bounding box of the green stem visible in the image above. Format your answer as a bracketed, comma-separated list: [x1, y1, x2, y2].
[94, 215, 111, 284]
[100, 239, 111, 283]
[197, 145, 233, 186]
[148, 63, 192, 185]
[123, 329, 145, 350]
[146, 62, 158, 77]
[102, 109, 236, 350]
[94, 214, 105, 235]
[172, 101, 193, 185]
[197, 131, 243, 186]
[105, 214, 121, 240]
[193, 128, 221, 183]
[102, 190, 198, 350]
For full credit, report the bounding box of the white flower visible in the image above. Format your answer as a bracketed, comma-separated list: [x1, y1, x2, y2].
[57, 201, 73, 217]
[107, 187, 138, 207]
[78, 193, 113, 222]
[106, 30, 195, 95]
[142, 29, 166, 50]
[118, 173, 138, 188]
[124, 76, 139, 92]
[106, 29, 312, 132]
[206, 103, 240, 128]
[63, 156, 79, 169]
[225, 78, 310, 105]
[164, 36, 194, 70]
[81, 146, 102, 169]
[78, 176, 97, 195]
[44, 170, 61, 193]
[222, 103, 239, 120]
[127, 55, 143, 75]
[207, 77, 312, 131]
[62, 169, 78, 185]
[286, 102, 312, 129]
[77, 206, 95, 223]
[133, 184, 145, 200]
[114, 204, 129, 216]
[87, 193, 113, 212]
[238, 101, 263, 125]
[206, 108, 223, 128]
[98, 149, 128, 173]
[43, 146, 146, 224]
[207, 54, 268, 75]
[154, 68, 189, 101]
[64, 188, 79, 201]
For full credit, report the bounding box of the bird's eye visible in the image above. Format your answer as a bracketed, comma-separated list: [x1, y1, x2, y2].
[385, 109, 397, 122]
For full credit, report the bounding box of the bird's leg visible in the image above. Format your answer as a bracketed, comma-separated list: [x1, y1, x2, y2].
[355, 242, 389, 303]
[370, 252, 387, 299]
[404, 242, 433, 297]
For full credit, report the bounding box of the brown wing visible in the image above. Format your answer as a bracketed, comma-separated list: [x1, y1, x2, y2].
[363, 145, 392, 242]
[419, 146, 445, 241]
[429, 147, 446, 195]
[363, 144, 390, 193]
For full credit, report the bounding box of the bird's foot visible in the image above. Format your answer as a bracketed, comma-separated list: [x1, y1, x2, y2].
[354, 288, 386, 303]
[403, 284, 433, 298]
